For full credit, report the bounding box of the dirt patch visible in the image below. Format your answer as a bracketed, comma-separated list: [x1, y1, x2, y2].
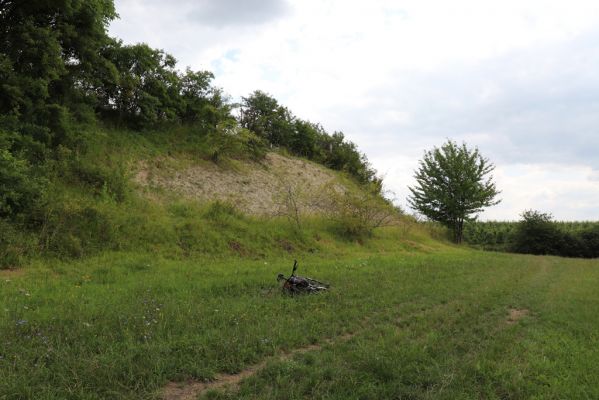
[162, 332, 355, 400]
[228, 240, 248, 256]
[0, 268, 25, 278]
[277, 239, 294, 253]
[506, 308, 529, 325]
[135, 153, 346, 216]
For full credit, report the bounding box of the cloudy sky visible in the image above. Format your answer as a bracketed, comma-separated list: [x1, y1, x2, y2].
[110, 0, 599, 221]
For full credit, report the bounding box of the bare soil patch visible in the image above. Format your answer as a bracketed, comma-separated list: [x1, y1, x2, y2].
[135, 153, 346, 216]
[506, 308, 529, 325]
[0, 268, 25, 278]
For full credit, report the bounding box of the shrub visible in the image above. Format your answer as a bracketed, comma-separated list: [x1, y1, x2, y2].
[203, 201, 242, 222]
[68, 158, 129, 202]
[206, 123, 267, 163]
[0, 219, 36, 269]
[0, 149, 47, 220]
[511, 210, 564, 256]
[39, 203, 119, 258]
[580, 225, 599, 258]
[326, 185, 397, 240]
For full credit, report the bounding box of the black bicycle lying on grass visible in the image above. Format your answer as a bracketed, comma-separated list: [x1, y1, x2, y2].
[277, 260, 330, 294]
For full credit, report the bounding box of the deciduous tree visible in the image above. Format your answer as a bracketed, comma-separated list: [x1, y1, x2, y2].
[408, 140, 500, 243]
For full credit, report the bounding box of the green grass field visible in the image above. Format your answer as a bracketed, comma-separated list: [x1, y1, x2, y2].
[2, 239, 598, 399]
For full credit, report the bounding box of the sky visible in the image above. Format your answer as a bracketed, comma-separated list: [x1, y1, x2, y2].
[110, 0, 599, 221]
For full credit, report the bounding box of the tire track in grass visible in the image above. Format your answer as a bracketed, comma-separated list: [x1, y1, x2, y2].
[161, 297, 490, 400]
[162, 332, 356, 400]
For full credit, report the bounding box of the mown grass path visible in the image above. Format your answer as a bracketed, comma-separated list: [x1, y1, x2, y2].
[1, 249, 598, 399]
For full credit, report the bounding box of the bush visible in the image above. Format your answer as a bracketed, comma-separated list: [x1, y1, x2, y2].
[580, 226, 599, 258]
[510, 210, 563, 255]
[67, 158, 129, 202]
[0, 149, 47, 220]
[206, 123, 267, 163]
[326, 185, 397, 240]
[38, 203, 120, 258]
[0, 219, 36, 269]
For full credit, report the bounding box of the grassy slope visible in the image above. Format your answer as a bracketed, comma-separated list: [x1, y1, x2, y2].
[24, 125, 387, 263]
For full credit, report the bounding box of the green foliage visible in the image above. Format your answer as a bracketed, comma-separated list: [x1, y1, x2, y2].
[511, 210, 563, 255]
[509, 211, 599, 258]
[0, 0, 118, 139]
[207, 122, 267, 163]
[327, 185, 398, 240]
[240, 90, 294, 146]
[408, 140, 500, 243]
[98, 42, 181, 127]
[66, 158, 129, 202]
[580, 225, 599, 258]
[39, 203, 119, 258]
[239, 91, 379, 186]
[463, 220, 516, 251]
[0, 219, 36, 269]
[97, 42, 230, 129]
[203, 200, 243, 222]
[464, 216, 599, 258]
[0, 148, 46, 219]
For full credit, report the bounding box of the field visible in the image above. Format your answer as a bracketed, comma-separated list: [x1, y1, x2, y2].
[2, 240, 599, 399]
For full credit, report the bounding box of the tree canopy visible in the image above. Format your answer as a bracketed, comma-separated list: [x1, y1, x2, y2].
[408, 140, 500, 243]
[239, 91, 379, 186]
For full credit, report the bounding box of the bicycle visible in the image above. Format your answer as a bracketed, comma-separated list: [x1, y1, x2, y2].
[277, 260, 329, 294]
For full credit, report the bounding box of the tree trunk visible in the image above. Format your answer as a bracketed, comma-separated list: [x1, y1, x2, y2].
[454, 220, 464, 244]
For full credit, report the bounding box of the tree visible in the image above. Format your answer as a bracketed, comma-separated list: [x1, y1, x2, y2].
[0, 0, 118, 136]
[408, 140, 500, 243]
[239, 90, 294, 146]
[510, 210, 564, 255]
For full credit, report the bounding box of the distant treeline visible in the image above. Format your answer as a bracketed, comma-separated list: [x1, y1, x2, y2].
[463, 211, 599, 258]
[0, 0, 379, 218]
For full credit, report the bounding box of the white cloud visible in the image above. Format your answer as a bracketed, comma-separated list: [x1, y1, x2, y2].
[110, 0, 599, 220]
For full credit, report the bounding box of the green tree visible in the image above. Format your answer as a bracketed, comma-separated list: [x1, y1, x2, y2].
[0, 0, 118, 138]
[98, 42, 183, 127]
[239, 90, 294, 146]
[408, 140, 500, 243]
[510, 210, 563, 255]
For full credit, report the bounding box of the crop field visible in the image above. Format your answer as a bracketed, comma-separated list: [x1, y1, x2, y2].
[2, 245, 598, 399]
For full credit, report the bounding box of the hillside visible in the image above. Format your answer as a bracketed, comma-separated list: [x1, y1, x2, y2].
[1, 125, 431, 269]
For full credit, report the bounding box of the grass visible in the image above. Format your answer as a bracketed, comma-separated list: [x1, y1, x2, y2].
[1, 241, 599, 399]
[1, 126, 597, 398]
